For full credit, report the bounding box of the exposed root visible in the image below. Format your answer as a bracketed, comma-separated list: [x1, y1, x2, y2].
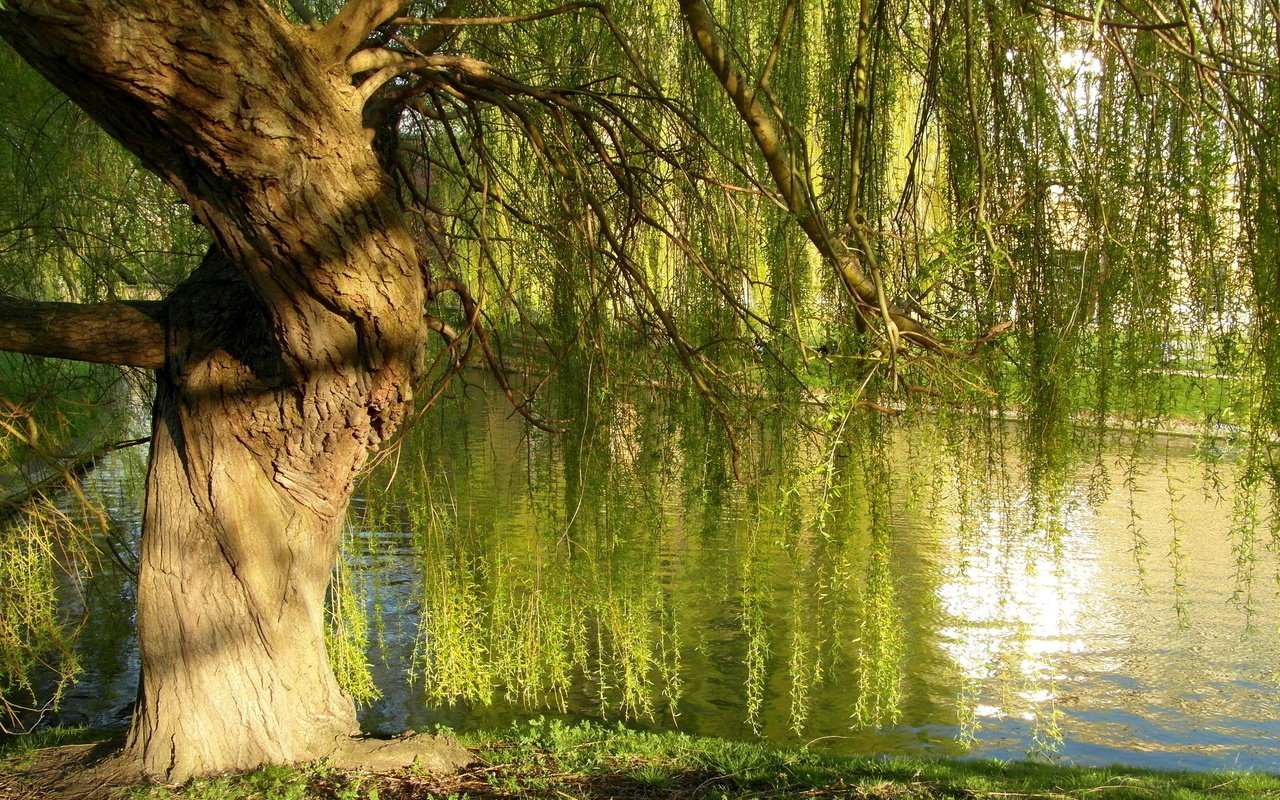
[0, 734, 139, 800]
[329, 731, 475, 774]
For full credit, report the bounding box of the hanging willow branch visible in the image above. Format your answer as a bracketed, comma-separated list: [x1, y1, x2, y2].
[426, 276, 566, 433]
[677, 0, 942, 351]
[334, 0, 1268, 437]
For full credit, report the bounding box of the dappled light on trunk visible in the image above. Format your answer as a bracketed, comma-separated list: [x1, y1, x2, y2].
[125, 255, 362, 778]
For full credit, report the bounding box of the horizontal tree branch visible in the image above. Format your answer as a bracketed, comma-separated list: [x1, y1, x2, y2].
[0, 296, 166, 369]
[410, 0, 469, 54]
[354, 52, 496, 100]
[1022, 0, 1187, 31]
[392, 2, 603, 28]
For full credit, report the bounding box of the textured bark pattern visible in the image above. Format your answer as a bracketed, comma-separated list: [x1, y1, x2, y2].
[1, 0, 425, 434]
[1, 0, 431, 781]
[0, 297, 164, 368]
[129, 255, 359, 779]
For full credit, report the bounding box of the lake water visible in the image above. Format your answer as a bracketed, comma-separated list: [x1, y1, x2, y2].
[45, 379, 1280, 773]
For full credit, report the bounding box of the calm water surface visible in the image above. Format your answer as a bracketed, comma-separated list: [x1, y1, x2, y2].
[59, 382, 1280, 773]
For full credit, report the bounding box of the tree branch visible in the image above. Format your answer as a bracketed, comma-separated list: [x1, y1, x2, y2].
[392, 2, 604, 28]
[0, 296, 165, 369]
[678, 0, 813, 235]
[678, 0, 939, 347]
[318, 0, 406, 64]
[1022, 0, 1188, 31]
[426, 277, 566, 434]
[286, 0, 319, 28]
[353, 53, 495, 102]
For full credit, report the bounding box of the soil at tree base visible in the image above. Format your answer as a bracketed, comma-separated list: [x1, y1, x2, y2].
[0, 732, 472, 800]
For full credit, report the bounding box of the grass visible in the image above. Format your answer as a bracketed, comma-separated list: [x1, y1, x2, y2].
[0, 723, 105, 766]
[6, 720, 1276, 800]
[130, 765, 379, 800]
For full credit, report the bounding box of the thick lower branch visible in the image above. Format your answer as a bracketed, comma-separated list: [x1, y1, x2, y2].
[678, 0, 813, 229]
[0, 296, 165, 369]
[677, 0, 872, 299]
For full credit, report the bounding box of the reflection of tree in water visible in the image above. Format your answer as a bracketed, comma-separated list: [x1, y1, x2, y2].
[350, 382, 912, 741]
[15, 369, 1278, 769]
[342, 380, 1278, 766]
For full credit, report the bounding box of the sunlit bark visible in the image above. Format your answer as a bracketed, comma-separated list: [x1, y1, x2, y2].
[0, 296, 164, 369]
[0, 0, 430, 780]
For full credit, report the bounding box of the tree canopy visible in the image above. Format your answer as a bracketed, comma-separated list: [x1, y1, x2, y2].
[3, 0, 1275, 441]
[0, 0, 1277, 781]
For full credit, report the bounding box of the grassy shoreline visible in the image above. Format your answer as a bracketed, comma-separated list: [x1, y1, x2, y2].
[4, 720, 1277, 799]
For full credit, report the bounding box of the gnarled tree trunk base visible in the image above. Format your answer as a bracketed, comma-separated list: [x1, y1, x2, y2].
[116, 251, 431, 782]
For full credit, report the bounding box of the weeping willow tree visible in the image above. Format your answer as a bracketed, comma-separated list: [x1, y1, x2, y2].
[0, 0, 1276, 782]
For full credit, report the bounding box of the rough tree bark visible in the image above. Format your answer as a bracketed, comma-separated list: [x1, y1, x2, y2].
[128, 253, 366, 777]
[0, 0, 449, 781]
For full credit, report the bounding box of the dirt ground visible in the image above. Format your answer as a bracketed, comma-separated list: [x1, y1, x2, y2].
[0, 732, 474, 800]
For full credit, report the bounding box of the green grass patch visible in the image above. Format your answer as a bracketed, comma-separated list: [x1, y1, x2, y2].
[129, 764, 382, 800]
[11, 719, 1267, 799]
[0, 723, 102, 766]
[452, 719, 1280, 799]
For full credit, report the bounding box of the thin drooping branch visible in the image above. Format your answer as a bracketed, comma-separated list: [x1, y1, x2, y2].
[1022, 0, 1188, 31]
[0, 296, 165, 369]
[392, 2, 604, 28]
[757, 0, 795, 94]
[426, 277, 565, 433]
[677, 0, 939, 348]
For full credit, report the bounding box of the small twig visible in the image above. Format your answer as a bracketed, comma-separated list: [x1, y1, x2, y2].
[427, 276, 567, 434]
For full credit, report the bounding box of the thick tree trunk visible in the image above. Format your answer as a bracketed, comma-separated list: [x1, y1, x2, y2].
[0, 0, 438, 780]
[124, 255, 363, 780]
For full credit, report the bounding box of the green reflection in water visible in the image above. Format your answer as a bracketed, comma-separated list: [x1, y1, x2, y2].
[12, 371, 1273, 765]
[347, 379, 927, 740]
[342, 376, 1279, 764]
